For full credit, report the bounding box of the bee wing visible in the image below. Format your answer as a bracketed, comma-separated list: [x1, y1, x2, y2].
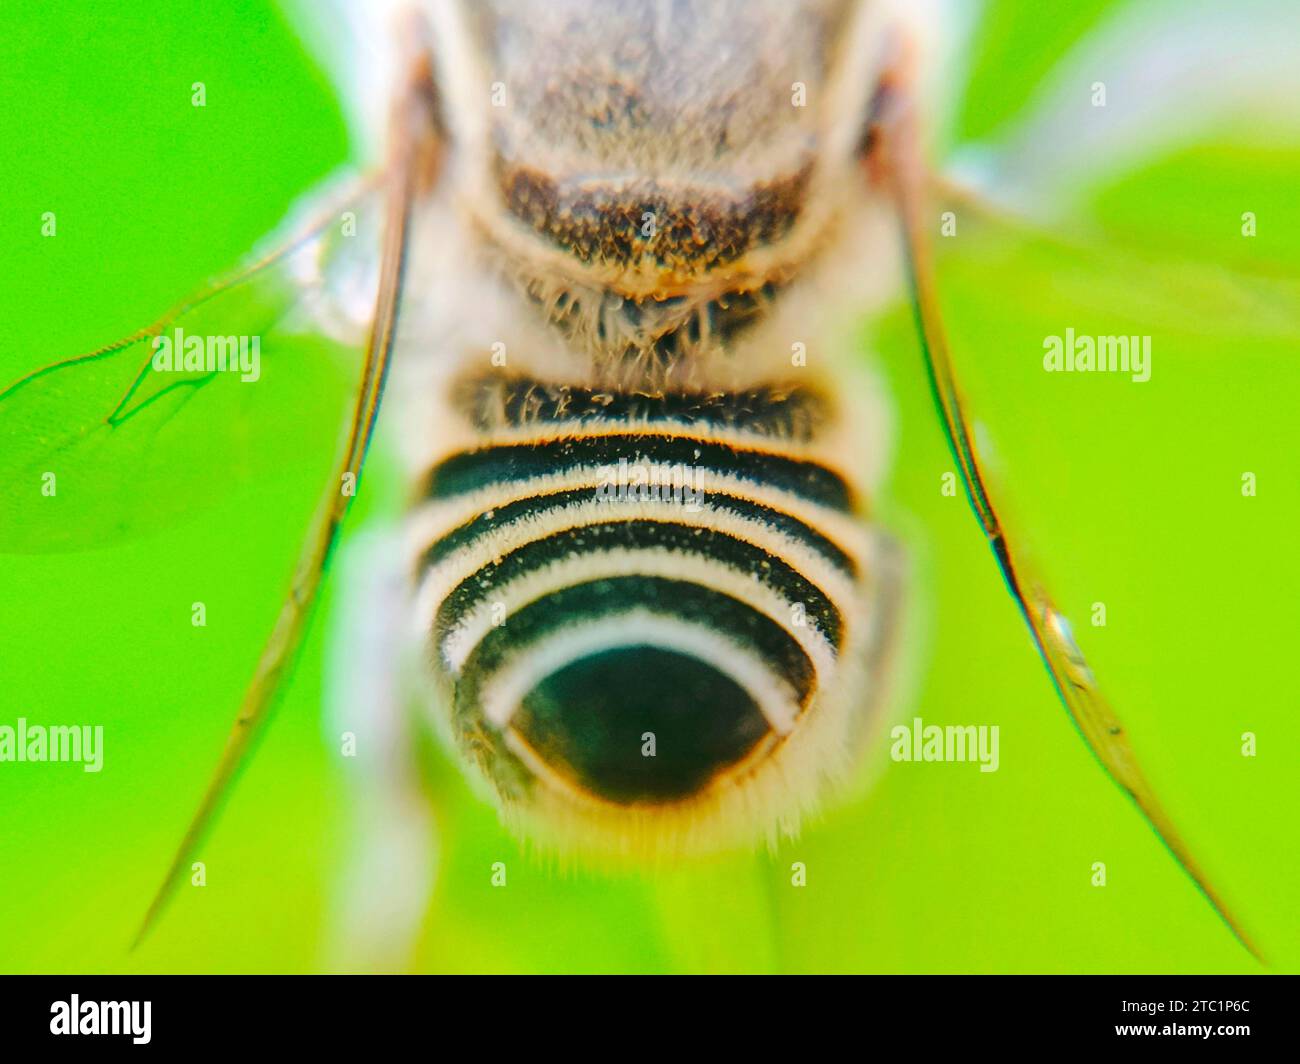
[878, 88, 1300, 961]
[0, 172, 388, 554]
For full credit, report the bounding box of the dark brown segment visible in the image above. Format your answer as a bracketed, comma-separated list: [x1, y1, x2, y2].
[453, 371, 828, 440]
[498, 160, 814, 274]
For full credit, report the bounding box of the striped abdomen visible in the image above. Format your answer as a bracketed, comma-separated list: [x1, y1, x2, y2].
[407, 379, 891, 848]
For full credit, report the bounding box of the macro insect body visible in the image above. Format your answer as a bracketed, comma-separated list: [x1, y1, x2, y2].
[0, 0, 1261, 955]
[400, 0, 906, 855]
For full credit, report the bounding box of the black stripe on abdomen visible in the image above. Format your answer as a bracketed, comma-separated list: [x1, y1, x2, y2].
[434, 519, 843, 651]
[454, 576, 816, 717]
[421, 486, 858, 578]
[422, 432, 854, 512]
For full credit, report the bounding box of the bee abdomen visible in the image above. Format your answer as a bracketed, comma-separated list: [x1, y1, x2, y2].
[409, 419, 868, 807]
[454, 372, 828, 441]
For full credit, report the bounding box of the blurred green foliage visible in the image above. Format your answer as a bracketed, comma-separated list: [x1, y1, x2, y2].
[0, 0, 1295, 973]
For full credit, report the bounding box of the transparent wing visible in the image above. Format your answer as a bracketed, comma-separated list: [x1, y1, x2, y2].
[0, 175, 384, 553]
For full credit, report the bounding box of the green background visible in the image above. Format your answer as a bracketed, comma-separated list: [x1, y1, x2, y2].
[0, 0, 1296, 972]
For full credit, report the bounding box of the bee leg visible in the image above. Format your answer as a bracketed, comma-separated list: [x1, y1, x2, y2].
[323, 526, 438, 973]
[868, 77, 1264, 962]
[130, 32, 441, 948]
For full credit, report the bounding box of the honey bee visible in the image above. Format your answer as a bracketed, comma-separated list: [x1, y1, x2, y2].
[401, 0, 908, 858]
[0, 0, 1270, 962]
